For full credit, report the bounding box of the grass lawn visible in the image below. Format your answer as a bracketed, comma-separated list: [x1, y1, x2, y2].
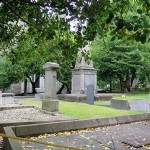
[113, 92, 150, 102]
[95, 92, 150, 105]
[17, 98, 145, 119]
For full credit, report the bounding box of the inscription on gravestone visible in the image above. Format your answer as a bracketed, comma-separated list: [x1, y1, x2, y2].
[86, 85, 94, 105]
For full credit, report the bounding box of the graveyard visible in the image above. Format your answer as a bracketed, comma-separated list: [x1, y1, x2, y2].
[0, 47, 150, 150]
[0, 58, 150, 149]
[1, 1, 150, 149]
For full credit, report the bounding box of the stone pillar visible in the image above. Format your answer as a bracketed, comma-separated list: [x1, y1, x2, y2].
[42, 62, 59, 112]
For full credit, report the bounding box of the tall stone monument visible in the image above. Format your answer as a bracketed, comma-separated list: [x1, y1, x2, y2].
[42, 62, 59, 112]
[71, 49, 97, 94]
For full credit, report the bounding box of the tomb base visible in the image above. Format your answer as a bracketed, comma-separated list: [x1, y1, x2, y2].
[42, 98, 59, 112]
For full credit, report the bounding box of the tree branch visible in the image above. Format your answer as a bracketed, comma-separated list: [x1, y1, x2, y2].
[1, 0, 32, 26]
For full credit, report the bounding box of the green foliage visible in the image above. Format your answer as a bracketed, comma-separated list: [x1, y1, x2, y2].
[3, 24, 78, 93]
[0, 57, 20, 90]
[1, 0, 150, 50]
[91, 36, 150, 92]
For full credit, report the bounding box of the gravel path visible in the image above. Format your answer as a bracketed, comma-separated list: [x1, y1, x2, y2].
[0, 107, 75, 122]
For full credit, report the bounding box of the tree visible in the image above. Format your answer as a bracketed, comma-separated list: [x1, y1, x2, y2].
[0, 57, 21, 90]
[4, 26, 78, 93]
[1, 0, 150, 50]
[91, 36, 150, 92]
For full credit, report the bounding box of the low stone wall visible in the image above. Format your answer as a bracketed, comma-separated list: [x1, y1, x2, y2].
[58, 94, 112, 103]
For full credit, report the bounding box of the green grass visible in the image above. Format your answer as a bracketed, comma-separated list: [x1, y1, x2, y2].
[95, 92, 150, 105]
[17, 99, 145, 119]
[113, 92, 150, 103]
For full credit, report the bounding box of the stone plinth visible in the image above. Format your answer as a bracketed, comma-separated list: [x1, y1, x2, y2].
[42, 62, 59, 112]
[72, 68, 97, 94]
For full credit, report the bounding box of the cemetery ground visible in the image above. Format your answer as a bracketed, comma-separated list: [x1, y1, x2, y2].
[0, 92, 150, 150]
[17, 92, 150, 119]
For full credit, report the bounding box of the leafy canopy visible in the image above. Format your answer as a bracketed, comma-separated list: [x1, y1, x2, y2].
[0, 0, 150, 48]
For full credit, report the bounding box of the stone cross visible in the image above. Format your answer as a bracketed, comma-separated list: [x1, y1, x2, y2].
[42, 62, 60, 112]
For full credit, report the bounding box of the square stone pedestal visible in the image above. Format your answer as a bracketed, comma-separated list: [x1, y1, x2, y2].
[42, 99, 59, 112]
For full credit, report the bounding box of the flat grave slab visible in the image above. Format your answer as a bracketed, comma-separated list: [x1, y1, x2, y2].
[123, 137, 150, 148]
[111, 99, 130, 110]
[130, 99, 150, 112]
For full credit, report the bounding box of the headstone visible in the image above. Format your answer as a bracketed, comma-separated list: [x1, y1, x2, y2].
[35, 93, 44, 101]
[35, 88, 44, 101]
[86, 85, 94, 105]
[130, 99, 150, 111]
[0, 92, 14, 105]
[42, 62, 59, 112]
[111, 99, 130, 110]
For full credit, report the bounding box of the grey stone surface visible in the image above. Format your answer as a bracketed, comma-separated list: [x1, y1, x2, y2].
[2, 113, 150, 150]
[43, 62, 59, 98]
[35, 93, 44, 101]
[111, 99, 130, 110]
[20, 121, 150, 150]
[86, 85, 94, 105]
[42, 62, 59, 112]
[71, 49, 97, 94]
[130, 99, 150, 112]
[0, 92, 14, 105]
[3, 127, 23, 150]
[58, 93, 114, 102]
[13, 113, 150, 137]
[42, 99, 59, 112]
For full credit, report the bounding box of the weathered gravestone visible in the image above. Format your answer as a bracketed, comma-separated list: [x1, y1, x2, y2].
[35, 88, 44, 101]
[42, 62, 59, 112]
[86, 85, 94, 105]
[111, 99, 130, 110]
[130, 99, 150, 111]
[0, 90, 15, 105]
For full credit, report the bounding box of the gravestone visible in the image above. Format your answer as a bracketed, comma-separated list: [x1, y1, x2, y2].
[86, 85, 94, 105]
[111, 99, 130, 110]
[130, 99, 150, 111]
[35, 88, 44, 101]
[0, 91, 14, 105]
[42, 62, 59, 112]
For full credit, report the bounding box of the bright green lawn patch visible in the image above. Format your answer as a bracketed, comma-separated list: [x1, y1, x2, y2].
[113, 92, 150, 103]
[17, 100, 144, 119]
[95, 92, 150, 105]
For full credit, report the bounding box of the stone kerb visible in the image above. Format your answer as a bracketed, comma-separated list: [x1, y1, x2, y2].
[42, 62, 60, 112]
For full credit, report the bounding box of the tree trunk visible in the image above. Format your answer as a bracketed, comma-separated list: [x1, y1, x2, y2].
[24, 79, 27, 95]
[31, 82, 37, 94]
[109, 77, 112, 92]
[57, 84, 65, 94]
[65, 84, 71, 94]
[119, 77, 124, 92]
[26, 74, 40, 94]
